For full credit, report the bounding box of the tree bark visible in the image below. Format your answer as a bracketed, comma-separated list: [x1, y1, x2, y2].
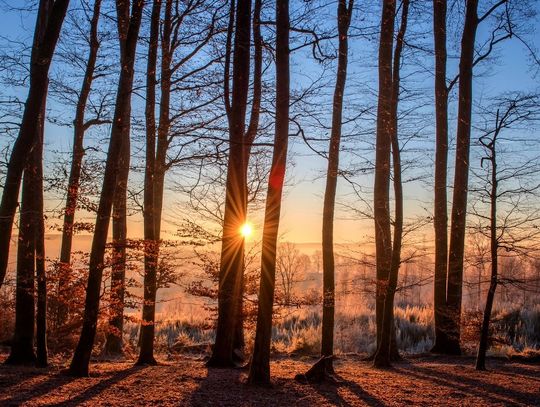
[209, 0, 251, 368]
[0, 0, 69, 289]
[103, 123, 130, 356]
[234, 0, 263, 358]
[35, 89, 48, 368]
[446, 0, 479, 356]
[137, 0, 163, 366]
[431, 0, 451, 354]
[69, 0, 145, 377]
[374, 0, 409, 368]
[373, 0, 395, 357]
[247, 0, 289, 386]
[319, 0, 353, 375]
[57, 0, 102, 326]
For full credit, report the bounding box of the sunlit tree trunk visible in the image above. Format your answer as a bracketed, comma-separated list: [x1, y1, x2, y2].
[446, 0, 479, 356]
[58, 0, 102, 326]
[0, 0, 70, 289]
[69, 0, 145, 377]
[431, 0, 451, 354]
[138, 0, 163, 365]
[247, 0, 289, 386]
[104, 124, 130, 356]
[373, 0, 395, 360]
[320, 0, 353, 374]
[209, 0, 251, 368]
[374, 0, 409, 368]
[234, 0, 263, 357]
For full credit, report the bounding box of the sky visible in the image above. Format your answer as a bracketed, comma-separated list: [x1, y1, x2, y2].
[0, 0, 539, 249]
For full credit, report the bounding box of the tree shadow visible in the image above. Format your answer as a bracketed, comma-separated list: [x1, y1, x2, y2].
[306, 373, 385, 407]
[2, 364, 144, 406]
[396, 363, 538, 405]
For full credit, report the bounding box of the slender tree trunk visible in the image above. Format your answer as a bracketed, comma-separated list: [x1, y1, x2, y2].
[234, 0, 263, 357]
[374, 0, 409, 368]
[0, 0, 69, 289]
[5, 150, 39, 365]
[247, 0, 289, 386]
[431, 0, 453, 354]
[373, 0, 395, 357]
[69, 0, 145, 377]
[320, 0, 353, 374]
[35, 89, 48, 368]
[104, 125, 130, 356]
[58, 0, 102, 326]
[209, 0, 251, 368]
[138, 0, 163, 366]
[476, 128, 498, 371]
[446, 0, 479, 356]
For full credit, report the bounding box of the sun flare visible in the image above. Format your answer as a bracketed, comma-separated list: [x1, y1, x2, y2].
[240, 222, 253, 238]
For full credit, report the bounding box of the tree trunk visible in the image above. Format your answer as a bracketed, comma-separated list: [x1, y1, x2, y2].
[69, 0, 144, 377]
[319, 0, 353, 375]
[0, 0, 69, 289]
[103, 124, 130, 357]
[431, 0, 451, 354]
[209, 0, 251, 368]
[35, 89, 48, 368]
[234, 0, 263, 358]
[137, 0, 163, 366]
[247, 0, 289, 386]
[5, 149, 39, 365]
[476, 125, 498, 371]
[373, 0, 395, 358]
[57, 0, 102, 327]
[446, 0, 479, 356]
[374, 0, 409, 368]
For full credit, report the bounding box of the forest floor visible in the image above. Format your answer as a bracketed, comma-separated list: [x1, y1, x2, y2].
[0, 353, 538, 406]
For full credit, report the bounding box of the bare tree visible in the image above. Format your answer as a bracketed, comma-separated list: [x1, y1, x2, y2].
[473, 94, 540, 370]
[0, 0, 70, 289]
[248, 0, 290, 386]
[57, 0, 103, 326]
[209, 0, 251, 368]
[69, 0, 145, 377]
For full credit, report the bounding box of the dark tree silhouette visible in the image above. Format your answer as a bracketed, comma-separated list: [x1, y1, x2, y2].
[69, 0, 145, 377]
[57, 0, 103, 326]
[374, 0, 409, 368]
[248, 0, 290, 386]
[0, 0, 70, 289]
[209, 0, 252, 368]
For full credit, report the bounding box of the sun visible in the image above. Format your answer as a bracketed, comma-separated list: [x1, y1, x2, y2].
[240, 222, 253, 239]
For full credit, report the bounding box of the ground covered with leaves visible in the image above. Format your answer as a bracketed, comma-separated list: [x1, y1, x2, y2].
[0, 354, 538, 406]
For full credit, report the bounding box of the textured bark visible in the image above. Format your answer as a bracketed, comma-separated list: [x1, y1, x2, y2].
[320, 0, 353, 374]
[69, 0, 145, 377]
[137, 0, 163, 366]
[431, 0, 451, 354]
[374, 0, 409, 368]
[35, 92, 48, 368]
[0, 0, 70, 289]
[247, 0, 289, 386]
[103, 124, 130, 357]
[5, 158, 37, 365]
[446, 0, 479, 356]
[373, 0, 395, 357]
[57, 0, 102, 326]
[209, 0, 251, 368]
[234, 0, 263, 357]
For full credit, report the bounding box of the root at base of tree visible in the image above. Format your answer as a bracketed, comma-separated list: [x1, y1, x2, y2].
[295, 355, 340, 384]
